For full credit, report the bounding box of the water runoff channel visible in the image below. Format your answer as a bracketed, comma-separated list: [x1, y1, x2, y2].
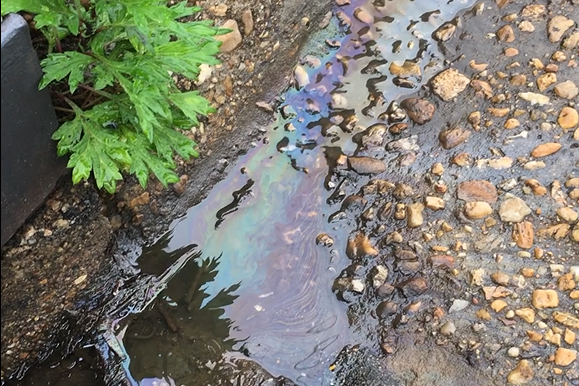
[120, 0, 479, 385]
[16, 0, 480, 385]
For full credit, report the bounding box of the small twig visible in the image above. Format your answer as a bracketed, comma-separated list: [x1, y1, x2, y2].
[82, 95, 105, 110]
[54, 106, 75, 114]
[54, 90, 72, 100]
[158, 299, 180, 333]
[77, 83, 115, 99]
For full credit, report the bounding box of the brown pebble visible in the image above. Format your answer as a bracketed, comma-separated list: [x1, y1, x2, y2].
[510, 74, 527, 86]
[406, 203, 425, 227]
[553, 311, 579, 329]
[504, 118, 520, 129]
[554, 348, 577, 367]
[470, 79, 493, 98]
[558, 273, 576, 291]
[430, 68, 470, 101]
[389, 123, 408, 134]
[526, 330, 543, 342]
[548, 15, 575, 43]
[564, 329, 576, 345]
[521, 4, 545, 18]
[431, 162, 444, 175]
[400, 98, 435, 125]
[476, 308, 491, 321]
[452, 152, 471, 166]
[518, 20, 534, 32]
[504, 47, 519, 57]
[497, 25, 515, 42]
[507, 360, 534, 385]
[515, 308, 535, 323]
[464, 202, 493, 219]
[397, 277, 429, 296]
[512, 221, 534, 249]
[554, 80, 579, 100]
[530, 143, 561, 157]
[557, 207, 578, 223]
[552, 51, 567, 62]
[491, 272, 510, 286]
[457, 180, 498, 203]
[241, 9, 254, 35]
[532, 289, 559, 308]
[468, 111, 481, 130]
[424, 196, 445, 211]
[558, 107, 578, 129]
[488, 107, 510, 117]
[524, 179, 547, 196]
[520, 268, 535, 278]
[491, 299, 507, 312]
[439, 126, 471, 149]
[316, 233, 334, 247]
[536, 73, 557, 92]
[348, 156, 387, 175]
[173, 182, 185, 195]
[346, 232, 378, 258]
[469, 60, 488, 72]
[428, 254, 454, 269]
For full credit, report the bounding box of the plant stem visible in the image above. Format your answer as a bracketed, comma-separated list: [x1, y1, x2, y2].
[82, 95, 104, 110]
[52, 26, 62, 53]
[77, 83, 115, 99]
[54, 106, 75, 113]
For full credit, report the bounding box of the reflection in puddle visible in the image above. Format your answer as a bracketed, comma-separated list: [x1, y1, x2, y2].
[122, 0, 478, 384]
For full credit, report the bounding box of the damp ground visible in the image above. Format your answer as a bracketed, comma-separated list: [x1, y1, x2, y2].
[2, 0, 578, 385]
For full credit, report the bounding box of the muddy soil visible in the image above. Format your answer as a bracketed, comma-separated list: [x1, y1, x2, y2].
[1, 0, 331, 381]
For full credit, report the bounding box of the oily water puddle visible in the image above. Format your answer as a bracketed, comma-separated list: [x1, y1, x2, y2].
[8, 0, 489, 385]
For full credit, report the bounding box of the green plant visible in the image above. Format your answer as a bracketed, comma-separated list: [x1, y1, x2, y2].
[1, 0, 224, 193]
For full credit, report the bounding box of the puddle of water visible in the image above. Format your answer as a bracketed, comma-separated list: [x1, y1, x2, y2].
[122, 1, 478, 385]
[120, 1, 473, 385]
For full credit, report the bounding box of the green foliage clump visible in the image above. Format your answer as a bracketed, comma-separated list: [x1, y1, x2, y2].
[1, 0, 225, 192]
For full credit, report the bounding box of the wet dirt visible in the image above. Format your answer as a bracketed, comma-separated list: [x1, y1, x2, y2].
[3, 0, 579, 385]
[1, 0, 331, 383]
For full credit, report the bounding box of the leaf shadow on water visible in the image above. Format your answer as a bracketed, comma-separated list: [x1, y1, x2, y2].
[123, 241, 244, 386]
[6, 233, 243, 386]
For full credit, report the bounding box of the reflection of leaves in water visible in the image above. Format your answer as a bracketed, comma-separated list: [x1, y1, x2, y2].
[138, 231, 198, 276]
[201, 283, 241, 318]
[124, 250, 243, 385]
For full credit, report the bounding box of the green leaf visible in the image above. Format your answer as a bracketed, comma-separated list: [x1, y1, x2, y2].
[53, 103, 131, 193]
[91, 63, 116, 90]
[28, 0, 219, 193]
[52, 118, 83, 156]
[154, 124, 199, 161]
[126, 130, 180, 188]
[1, 0, 59, 15]
[64, 14, 80, 35]
[40, 52, 93, 92]
[35, 12, 64, 29]
[154, 40, 220, 79]
[168, 91, 215, 127]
